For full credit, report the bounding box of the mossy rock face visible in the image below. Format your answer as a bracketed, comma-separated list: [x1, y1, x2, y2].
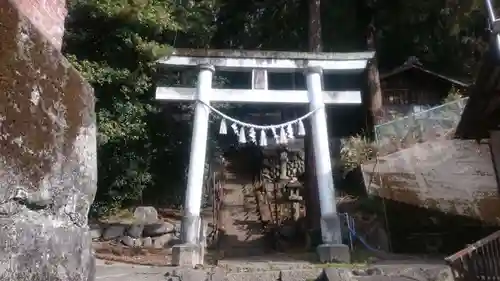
[0, 1, 96, 280]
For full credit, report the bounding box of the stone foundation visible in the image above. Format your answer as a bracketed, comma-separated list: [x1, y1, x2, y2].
[317, 244, 351, 264]
[171, 243, 203, 267]
[172, 217, 208, 266]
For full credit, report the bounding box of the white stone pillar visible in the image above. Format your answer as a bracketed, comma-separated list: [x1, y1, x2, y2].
[305, 66, 343, 246]
[182, 64, 214, 244]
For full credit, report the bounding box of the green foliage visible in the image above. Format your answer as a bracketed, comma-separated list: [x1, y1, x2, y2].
[64, 0, 217, 216]
[340, 135, 377, 177]
[443, 86, 464, 103]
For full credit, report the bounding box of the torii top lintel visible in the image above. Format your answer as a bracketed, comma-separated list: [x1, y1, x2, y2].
[157, 48, 375, 72]
[155, 49, 375, 104]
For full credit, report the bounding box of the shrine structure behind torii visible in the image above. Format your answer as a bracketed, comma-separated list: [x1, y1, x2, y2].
[155, 49, 374, 266]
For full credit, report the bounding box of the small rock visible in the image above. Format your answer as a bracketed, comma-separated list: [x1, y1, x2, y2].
[121, 236, 135, 247]
[153, 233, 172, 248]
[279, 269, 322, 281]
[166, 276, 180, 281]
[322, 268, 354, 281]
[143, 237, 153, 247]
[127, 224, 144, 238]
[143, 221, 175, 237]
[89, 224, 102, 240]
[134, 206, 158, 224]
[102, 225, 126, 240]
[133, 238, 143, 247]
[194, 264, 203, 269]
[171, 268, 208, 281]
[367, 256, 380, 264]
[352, 267, 383, 276]
[210, 267, 225, 281]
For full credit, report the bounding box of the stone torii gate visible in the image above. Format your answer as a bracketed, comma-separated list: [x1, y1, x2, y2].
[155, 49, 374, 265]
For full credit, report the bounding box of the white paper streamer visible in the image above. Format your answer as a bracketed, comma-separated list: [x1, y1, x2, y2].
[271, 127, 279, 143]
[279, 127, 287, 144]
[286, 123, 294, 139]
[259, 129, 267, 146]
[219, 118, 227, 135]
[297, 120, 306, 136]
[238, 127, 246, 143]
[248, 127, 257, 143]
[193, 99, 321, 147]
[231, 123, 239, 136]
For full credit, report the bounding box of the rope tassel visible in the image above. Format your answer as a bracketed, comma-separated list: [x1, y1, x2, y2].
[297, 120, 306, 136]
[219, 118, 227, 135]
[238, 127, 246, 143]
[259, 129, 267, 146]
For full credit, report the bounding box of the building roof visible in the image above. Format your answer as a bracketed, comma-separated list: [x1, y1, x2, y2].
[380, 56, 471, 88]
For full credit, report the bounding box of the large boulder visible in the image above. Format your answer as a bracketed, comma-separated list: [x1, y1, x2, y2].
[0, 1, 97, 280]
[143, 221, 176, 237]
[133, 206, 159, 223]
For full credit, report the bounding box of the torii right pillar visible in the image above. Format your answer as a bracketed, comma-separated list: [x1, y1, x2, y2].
[306, 66, 350, 263]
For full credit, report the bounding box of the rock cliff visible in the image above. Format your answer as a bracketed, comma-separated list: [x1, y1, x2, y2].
[0, 1, 97, 280]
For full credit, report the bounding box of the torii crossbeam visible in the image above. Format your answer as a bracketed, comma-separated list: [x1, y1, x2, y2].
[155, 49, 374, 266]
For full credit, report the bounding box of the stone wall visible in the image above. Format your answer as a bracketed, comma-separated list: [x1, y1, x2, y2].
[0, 1, 96, 280]
[14, 0, 67, 49]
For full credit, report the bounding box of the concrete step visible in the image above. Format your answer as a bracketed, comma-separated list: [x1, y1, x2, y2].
[96, 259, 452, 281]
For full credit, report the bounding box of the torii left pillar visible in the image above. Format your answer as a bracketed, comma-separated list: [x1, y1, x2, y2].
[172, 65, 214, 266]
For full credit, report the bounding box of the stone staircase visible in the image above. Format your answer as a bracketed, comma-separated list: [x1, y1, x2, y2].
[217, 176, 269, 259]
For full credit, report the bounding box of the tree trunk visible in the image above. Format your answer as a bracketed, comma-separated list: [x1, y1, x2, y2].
[304, 0, 322, 247]
[308, 0, 322, 52]
[366, 21, 383, 123]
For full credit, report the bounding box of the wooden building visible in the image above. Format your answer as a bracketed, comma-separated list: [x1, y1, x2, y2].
[378, 57, 470, 123]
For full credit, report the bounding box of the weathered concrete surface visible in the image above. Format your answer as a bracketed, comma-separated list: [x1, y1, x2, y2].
[317, 243, 351, 263]
[362, 139, 500, 224]
[96, 259, 453, 281]
[96, 260, 167, 281]
[0, 0, 97, 280]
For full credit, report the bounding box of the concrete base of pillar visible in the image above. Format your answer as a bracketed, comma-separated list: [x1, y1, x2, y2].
[180, 215, 201, 243]
[320, 213, 342, 245]
[316, 243, 350, 264]
[171, 243, 203, 267]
